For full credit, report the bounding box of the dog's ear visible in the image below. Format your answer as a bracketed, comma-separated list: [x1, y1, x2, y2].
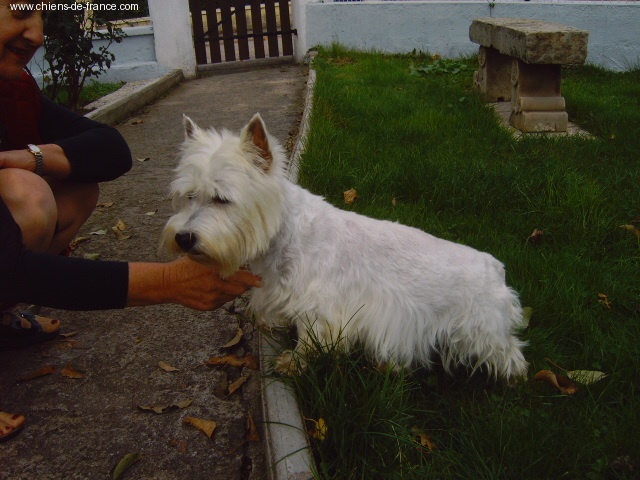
[242, 113, 273, 172]
[183, 115, 200, 139]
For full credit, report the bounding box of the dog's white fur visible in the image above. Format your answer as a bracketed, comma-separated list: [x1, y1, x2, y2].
[162, 114, 528, 380]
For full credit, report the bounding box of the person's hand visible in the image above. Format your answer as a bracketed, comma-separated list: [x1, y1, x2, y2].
[127, 256, 262, 310]
[0, 149, 37, 172]
[164, 255, 263, 310]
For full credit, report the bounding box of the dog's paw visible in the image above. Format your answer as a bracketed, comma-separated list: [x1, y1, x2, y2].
[274, 350, 307, 376]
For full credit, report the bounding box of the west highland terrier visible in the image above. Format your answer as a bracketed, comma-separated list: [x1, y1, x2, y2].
[161, 114, 528, 381]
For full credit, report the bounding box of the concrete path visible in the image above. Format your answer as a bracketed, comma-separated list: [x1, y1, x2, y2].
[1, 62, 309, 479]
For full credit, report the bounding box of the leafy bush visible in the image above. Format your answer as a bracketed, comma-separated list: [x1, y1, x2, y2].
[43, 8, 125, 110]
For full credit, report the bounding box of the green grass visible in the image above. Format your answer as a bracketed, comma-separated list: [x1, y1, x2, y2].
[43, 80, 124, 110]
[278, 46, 640, 479]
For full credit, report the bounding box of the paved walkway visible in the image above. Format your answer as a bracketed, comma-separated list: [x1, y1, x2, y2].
[1, 62, 308, 479]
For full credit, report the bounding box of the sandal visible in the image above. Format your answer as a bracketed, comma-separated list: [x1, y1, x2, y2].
[0, 311, 61, 350]
[0, 412, 25, 443]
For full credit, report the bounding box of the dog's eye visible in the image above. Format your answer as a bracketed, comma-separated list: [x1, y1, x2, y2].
[213, 196, 231, 205]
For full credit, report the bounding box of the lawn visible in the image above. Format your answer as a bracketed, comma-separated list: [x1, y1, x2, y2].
[279, 46, 640, 479]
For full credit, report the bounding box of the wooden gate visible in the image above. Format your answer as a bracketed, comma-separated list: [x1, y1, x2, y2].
[188, 0, 295, 65]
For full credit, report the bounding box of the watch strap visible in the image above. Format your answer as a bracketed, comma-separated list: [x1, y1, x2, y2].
[27, 144, 44, 176]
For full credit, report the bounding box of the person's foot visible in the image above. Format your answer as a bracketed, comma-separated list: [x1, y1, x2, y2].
[0, 311, 61, 349]
[0, 411, 26, 442]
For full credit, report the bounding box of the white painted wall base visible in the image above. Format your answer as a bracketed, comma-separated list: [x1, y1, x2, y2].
[303, 2, 640, 72]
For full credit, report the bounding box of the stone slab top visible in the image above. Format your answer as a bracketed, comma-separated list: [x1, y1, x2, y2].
[470, 17, 589, 65]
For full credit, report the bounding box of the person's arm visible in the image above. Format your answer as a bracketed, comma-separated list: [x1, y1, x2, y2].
[127, 256, 262, 310]
[0, 96, 132, 181]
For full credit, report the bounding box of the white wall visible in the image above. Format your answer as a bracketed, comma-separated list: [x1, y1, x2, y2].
[28, 24, 171, 85]
[304, 2, 640, 71]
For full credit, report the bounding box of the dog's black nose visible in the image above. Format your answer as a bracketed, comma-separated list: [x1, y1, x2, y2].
[175, 232, 197, 251]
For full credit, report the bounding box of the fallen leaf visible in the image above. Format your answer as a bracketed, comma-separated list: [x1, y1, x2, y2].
[60, 331, 79, 338]
[246, 414, 261, 442]
[145, 210, 158, 216]
[412, 427, 436, 453]
[112, 220, 131, 240]
[222, 328, 244, 348]
[112, 452, 143, 480]
[566, 370, 607, 385]
[527, 228, 544, 245]
[56, 339, 80, 350]
[17, 364, 56, 382]
[184, 416, 217, 438]
[228, 375, 250, 395]
[97, 201, 114, 208]
[130, 118, 144, 125]
[89, 229, 108, 236]
[69, 236, 90, 250]
[305, 417, 328, 441]
[61, 364, 84, 379]
[137, 156, 150, 162]
[83, 253, 101, 260]
[168, 439, 188, 453]
[344, 188, 358, 205]
[391, 197, 397, 207]
[138, 399, 193, 414]
[207, 354, 258, 370]
[620, 224, 640, 238]
[158, 361, 179, 372]
[534, 370, 578, 395]
[597, 293, 612, 309]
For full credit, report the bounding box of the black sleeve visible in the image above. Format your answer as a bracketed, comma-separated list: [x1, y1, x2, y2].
[38, 95, 133, 183]
[0, 198, 129, 310]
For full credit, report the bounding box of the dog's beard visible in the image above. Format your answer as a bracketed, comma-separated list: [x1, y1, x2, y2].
[161, 199, 283, 278]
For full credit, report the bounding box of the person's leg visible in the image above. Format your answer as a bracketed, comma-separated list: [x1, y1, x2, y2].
[0, 168, 99, 254]
[45, 177, 99, 255]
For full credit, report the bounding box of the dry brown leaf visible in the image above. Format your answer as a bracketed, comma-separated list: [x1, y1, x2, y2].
[158, 361, 179, 372]
[138, 399, 193, 414]
[534, 370, 579, 395]
[207, 354, 258, 370]
[246, 414, 261, 442]
[597, 293, 612, 309]
[344, 188, 358, 205]
[620, 224, 640, 238]
[56, 339, 81, 350]
[228, 375, 250, 395]
[305, 417, 328, 441]
[83, 253, 101, 260]
[184, 416, 217, 438]
[89, 229, 108, 236]
[222, 328, 244, 348]
[17, 364, 57, 382]
[61, 364, 84, 379]
[97, 201, 114, 208]
[60, 331, 79, 338]
[412, 427, 437, 453]
[168, 439, 188, 453]
[527, 229, 544, 245]
[137, 156, 150, 162]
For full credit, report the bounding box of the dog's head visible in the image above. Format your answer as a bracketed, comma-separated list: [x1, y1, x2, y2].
[160, 114, 285, 277]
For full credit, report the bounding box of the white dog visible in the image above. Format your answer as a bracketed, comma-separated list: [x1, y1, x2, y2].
[161, 114, 528, 380]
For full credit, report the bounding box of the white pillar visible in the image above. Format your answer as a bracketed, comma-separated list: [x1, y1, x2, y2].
[292, 0, 312, 63]
[148, 0, 197, 78]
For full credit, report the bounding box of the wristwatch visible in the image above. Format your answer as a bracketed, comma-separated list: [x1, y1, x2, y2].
[27, 144, 44, 176]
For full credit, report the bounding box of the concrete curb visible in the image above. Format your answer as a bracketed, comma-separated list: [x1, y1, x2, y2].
[85, 69, 184, 125]
[259, 53, 318, 480]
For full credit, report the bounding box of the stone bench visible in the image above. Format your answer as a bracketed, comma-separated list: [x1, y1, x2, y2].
[469, 17, 589, 133]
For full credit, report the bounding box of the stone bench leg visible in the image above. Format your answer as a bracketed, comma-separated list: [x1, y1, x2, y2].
[474, 46, 513, 102]
[509, 59, 568, 133]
